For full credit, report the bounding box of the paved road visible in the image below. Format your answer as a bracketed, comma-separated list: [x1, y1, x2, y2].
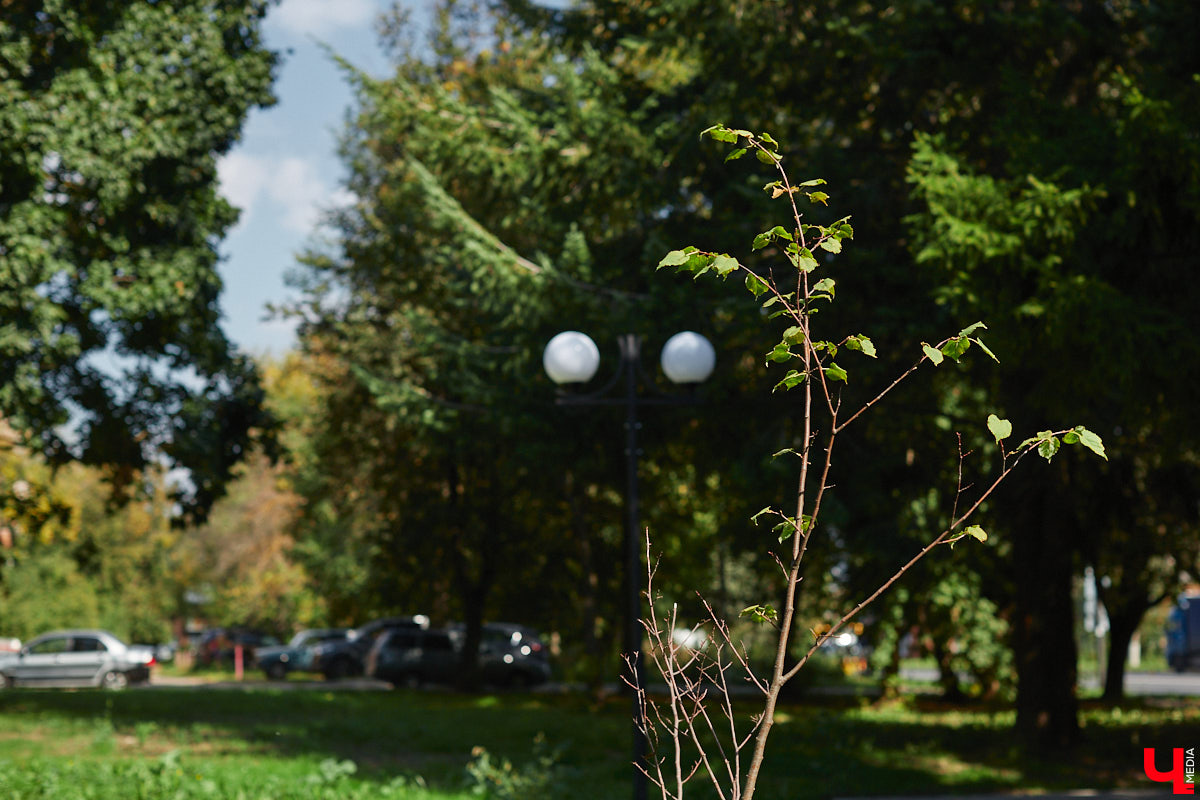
[902, 668, 1200, 697]
[145, 669, 1200, 697]
[145, 674, 393, 690]
[1080, 670, 1200, 696]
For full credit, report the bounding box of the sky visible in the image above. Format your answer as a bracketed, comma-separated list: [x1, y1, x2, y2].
[215, 0, 409, 357]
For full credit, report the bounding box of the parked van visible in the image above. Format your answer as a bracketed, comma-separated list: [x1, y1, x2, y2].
[1166, 592, 1200, 672]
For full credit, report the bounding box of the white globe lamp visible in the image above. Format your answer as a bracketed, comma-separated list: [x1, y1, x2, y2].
[660, 331, 715, 384]
[543, 331, 601, 385]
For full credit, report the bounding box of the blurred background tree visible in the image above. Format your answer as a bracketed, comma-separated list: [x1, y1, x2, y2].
[0, 0, 279, 527]
[281, 0, 1199, 737]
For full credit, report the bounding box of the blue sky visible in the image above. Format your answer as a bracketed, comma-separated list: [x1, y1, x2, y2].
[215, 0, 408, 357]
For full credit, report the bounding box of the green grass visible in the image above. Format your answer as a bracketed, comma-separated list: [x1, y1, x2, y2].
[1, 686, 1196, 799]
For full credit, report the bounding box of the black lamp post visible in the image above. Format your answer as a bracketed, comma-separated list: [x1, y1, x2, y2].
[543, 330, 715, 800]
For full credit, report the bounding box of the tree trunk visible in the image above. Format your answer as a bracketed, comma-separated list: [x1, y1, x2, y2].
[566, 470, 608, 694]
[1010, 470, 1080, 749]
[875, 620, 908, 701]
[931, 635, 965, 702]
[1102, 612, 1135, 702]
[1100, 594, 1158, 702]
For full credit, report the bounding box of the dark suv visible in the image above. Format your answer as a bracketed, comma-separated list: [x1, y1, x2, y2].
[473, 622, 552, 688]
[365, 628, 459, 687]
[309, 616, 428, 680]
[367, 622, 551, 689]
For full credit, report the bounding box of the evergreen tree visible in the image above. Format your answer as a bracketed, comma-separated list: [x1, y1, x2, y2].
[290, 1, 778, 682]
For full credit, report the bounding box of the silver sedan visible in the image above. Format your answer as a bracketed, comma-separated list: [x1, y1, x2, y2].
[0, 629, 156, 689]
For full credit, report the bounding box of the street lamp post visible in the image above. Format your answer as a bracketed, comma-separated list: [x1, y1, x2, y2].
[543, 330, 715, 800]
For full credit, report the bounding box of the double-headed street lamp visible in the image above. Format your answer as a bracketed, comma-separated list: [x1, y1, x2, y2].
[543, 330, 715, 800]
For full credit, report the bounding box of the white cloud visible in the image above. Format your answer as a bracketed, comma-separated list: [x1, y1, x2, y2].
[218, 151, 270, 222]
[219, 153, 352, 235]
[268, 157, 330, 233]
[270, 0, 377, 37]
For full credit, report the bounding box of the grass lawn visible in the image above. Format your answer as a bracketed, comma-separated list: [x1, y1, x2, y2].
[1, 683, 1195, 799]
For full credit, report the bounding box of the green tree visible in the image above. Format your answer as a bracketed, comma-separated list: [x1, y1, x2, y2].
[288, 0, 782, 684]
[905, 45, 1200, 723]
[297, 0, 1198, 738]
[0, 0, 278, 522]
[526, 0, 1200, 745]
[1, 454, 178, 644]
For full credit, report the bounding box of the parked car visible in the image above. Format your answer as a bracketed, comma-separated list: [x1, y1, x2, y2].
[471, 622, 552, 688]
[366, 627, 459, 687]
[369, 622, 551, 689]
[309, 615, 429, 680]
[1167, 592, 1200, 672]
[255, 628, 352, 680]
[192, 628, 280, 669]
[0, 630, 156, 689]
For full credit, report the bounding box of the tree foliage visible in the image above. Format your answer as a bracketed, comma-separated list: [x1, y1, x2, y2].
[280, 0, 1198, 736]
[286, 1, 784, 682]
[0, 0, 279, 522]
[1, 449, 178, 644]
[516, 0, 1200, 744]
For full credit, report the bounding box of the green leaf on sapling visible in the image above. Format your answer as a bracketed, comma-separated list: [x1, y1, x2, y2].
[824, 363, 848, 383]
[1073, 426, 1107, 460]
[781, 326, 805, 345]
[1018, 431, 1052, 451]
[774, 515, 812, 543]
[1038, 436, 1061, 461]
[740, 605, 779, 624]
[690, 258, 714, 279]
[658, 249, 692, 268]
[796, 248, 819, 272]
[958, 321, 988, 337]
[963, 525, 988, 543]
[772, 370, 807, 392]
[812, 277, 836, 298]
[725, 147, 748, 162]
[845, 335, 876, 358]
[750, 507, 777, 525]
[712, 254, 739, 276]
[986, 414, 1012, 442]
[941, 337, 970, 361]
[766, 343, 793, 363]
[703, 125, 738, 143]
[818, 237, 842, 254]
[745, 273, 769, 298]
[972, 338, 1000, 363]
[922, 344, 944, 365]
